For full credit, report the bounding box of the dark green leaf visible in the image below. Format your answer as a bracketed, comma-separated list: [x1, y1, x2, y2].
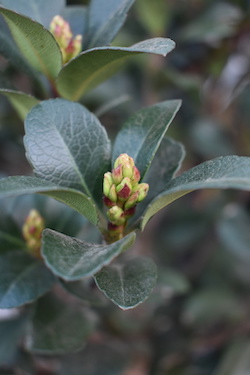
[0, 250, 56, 308]
[61, 6, 87, 37]
[141, 156, 250, 230]
[24, 99, 111, 207]
[42, 229, 136, 280]
[113, 100, 181, 180]
[85, 0, 135, 48]
[26, 293, 95, 354]
[0, 0, 65, 28]
[0, 7, 62, 79]
[0, 176, 99, 225]
[95, 257, 157, 309]
[0, 89, 39, 120]
[128, 137, 185, 229]
[61, 279, 108, 306]
[56, 38, 175, 101]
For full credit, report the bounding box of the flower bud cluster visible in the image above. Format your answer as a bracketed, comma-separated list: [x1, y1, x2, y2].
[50, 15, 82, 64]
[22, 209, 45, 258]
[103, 154, 149, 227]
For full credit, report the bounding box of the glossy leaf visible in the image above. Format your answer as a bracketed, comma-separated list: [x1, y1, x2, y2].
[113, 100, 182, 180]
[95, 257, 157, 309]
[42, 229, 136, 281]
[129, 137, 185, 229]
[85, 0, 135, 48]
[0, 89, 39, 120]
[56, 38, 175, 101]
[24, 99, 111, 207]
[0, 7, 62, 80]
[0, 250, 56, 308]
[26, 293, 95, 354]
[0, 0, 65, 28]
[141, 156, 250, 230]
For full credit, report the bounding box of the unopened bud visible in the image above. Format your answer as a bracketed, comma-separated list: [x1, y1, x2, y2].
[131, 166, 141, 185]
[116, 177, 132, 200]
[109, 184, 118, 203]
[103, 172, 113, 197]
[22, 209, 45, 257]
[103, 196, 116, 208]
[50, 15, 82, 64]
[137, 183, 149, 202]
[114, 153, 135, 179]
[124, 191, 139, 210]
[107, 205, 125, 226]
[112, 164, 123, 184]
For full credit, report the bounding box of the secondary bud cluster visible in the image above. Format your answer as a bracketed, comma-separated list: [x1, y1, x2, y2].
[103, 154, 149, 229]
[22, 209, 45, 258]
[50, 15, 82, 64]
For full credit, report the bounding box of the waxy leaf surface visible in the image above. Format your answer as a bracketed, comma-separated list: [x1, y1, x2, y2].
[85, 0, 135, 48]
[56, 38, 175, 101]
[0, 0, 65, 28]
[24, 99, 111, 208]
[0, 250, 56, 309]
[26, 293, 95, 354]
[0, 176, 98, 225]
[95, 257, 157, 309]
[113, 100, 182, 180]
[42, 229, 136, 281]
[0, 7, 62, 79]
[141, 156, 250, 230]
[0, 89, 39, 120]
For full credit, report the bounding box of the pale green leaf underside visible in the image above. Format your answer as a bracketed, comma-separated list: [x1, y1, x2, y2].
[0, 176, 98, 225]
[112, 100, 182, 180]
[95, 257, 157, 309]
[0, 7, 62, 79]
[0, 250, 56, 309]
[141, 156, 250, 230]
[42, 229, 136, 281]
[56, 38, 175, 101]
[0, 89, 39, 120]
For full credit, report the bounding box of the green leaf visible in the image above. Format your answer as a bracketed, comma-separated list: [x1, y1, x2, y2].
[0, 89, 39, 120]
[95, 256, 157, 309]
[0, 0, 65, 28]
[61, 6, 87, 37]
[56, 38, 175, 101]
[24, 99, 111, 208]
[25, 293, 95, 354]
[113, 100, 182, 180]
[141, 156, 250, 230]
[0, 250, 56, 308]
[128, 137, 185, 229]
[85, 0, 135, 48]
[0, 176, 99, 226]
[42, 229, 136, 281]
[0, 7, 62, 80]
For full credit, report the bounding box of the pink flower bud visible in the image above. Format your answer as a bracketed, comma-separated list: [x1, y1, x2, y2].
[112, 164, 123, 184]
[116, 177, 132, 200]
[124, 191, 139, 210]
[131, 166, 141, 185]
[103, 196, 116, 208]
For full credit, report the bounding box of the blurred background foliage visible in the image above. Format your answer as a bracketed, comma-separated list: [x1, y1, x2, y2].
[1, 0, 250, 374]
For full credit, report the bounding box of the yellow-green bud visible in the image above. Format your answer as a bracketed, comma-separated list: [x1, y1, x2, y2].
[116, 177, 132, 200]
[137, 183, 149, 202]
[103, 172, 113, 197]
[114, 153, 135, 179]
[22, 209, 45, 257]
[107, 205, 125, 226]
[124, 191, 139, 210]
[109, 184, 118, 203]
